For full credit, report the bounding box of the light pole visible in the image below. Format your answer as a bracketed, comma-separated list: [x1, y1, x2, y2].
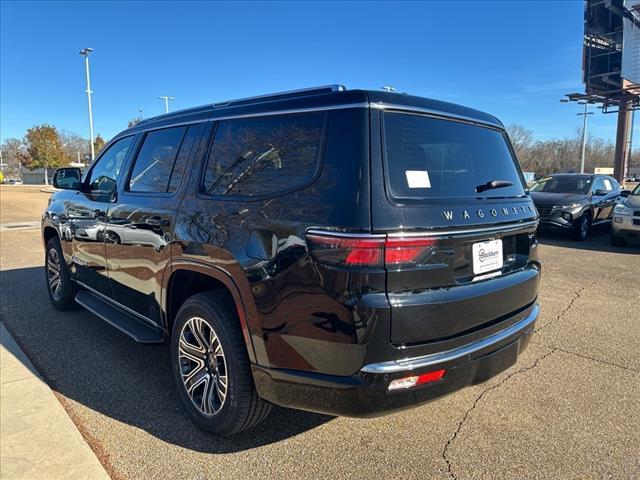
[560, 98, 593, 174]
[79, 48, 95, 161]
[626, 109, 635, 180]
[158, 96, 175, 114]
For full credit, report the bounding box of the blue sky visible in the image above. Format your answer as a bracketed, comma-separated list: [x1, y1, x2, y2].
[1, 1, 637, 143]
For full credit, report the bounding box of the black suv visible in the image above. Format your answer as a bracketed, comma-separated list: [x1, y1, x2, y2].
[530, 173, 622, 240]
[43, 85, 540, 436]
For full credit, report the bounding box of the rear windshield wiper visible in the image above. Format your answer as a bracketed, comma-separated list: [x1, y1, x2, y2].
[475, 179, 514, 193]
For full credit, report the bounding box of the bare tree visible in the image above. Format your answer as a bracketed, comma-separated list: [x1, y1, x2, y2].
[0, 138, 25, 177]
[59, 130, 90, 164]
[128, 117, 143, 128]
[506, 124, 534, 156]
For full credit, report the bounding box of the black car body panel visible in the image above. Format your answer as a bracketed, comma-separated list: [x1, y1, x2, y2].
[42, 86, 540, 417]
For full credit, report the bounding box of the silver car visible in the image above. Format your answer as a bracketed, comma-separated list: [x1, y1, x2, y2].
[611, 184, 640, 246]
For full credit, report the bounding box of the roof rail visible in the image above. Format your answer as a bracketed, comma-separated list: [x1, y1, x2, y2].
[213, 84, 346, 108]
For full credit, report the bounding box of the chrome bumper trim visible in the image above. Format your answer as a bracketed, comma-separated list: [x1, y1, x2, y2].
[360, 303, 539, 374]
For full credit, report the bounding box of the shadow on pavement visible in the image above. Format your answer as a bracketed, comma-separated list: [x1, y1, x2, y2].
[0, 266, 332, 453]
[537, 224, 640, 255]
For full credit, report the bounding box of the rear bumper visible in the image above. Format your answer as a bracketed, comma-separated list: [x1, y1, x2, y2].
[253, 303, 539, 417]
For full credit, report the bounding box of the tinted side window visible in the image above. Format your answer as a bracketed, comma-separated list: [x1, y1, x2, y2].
[591, 178, 604, 192]
[86, 136, 134, 194]
[609, 177, 619, 190]
[128, 126, 187, 193]
[202, 112, 325, 197]
[601, 178, 612, 191]
[168, 125, 201, 193]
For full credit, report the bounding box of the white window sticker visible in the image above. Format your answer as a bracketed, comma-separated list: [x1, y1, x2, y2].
[405, 170, 431, 189]
[603, 179, 612, 191]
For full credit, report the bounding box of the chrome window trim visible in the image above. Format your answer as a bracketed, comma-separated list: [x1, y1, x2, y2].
[131, 101, 504, 136]
[361, 303, 539, 374]
[134, 101, 503, 135]
[370, 102, 503, 129]
[133, 103, 369, 135]
[135, 119, 209, 135]
[209, 103, 368, 122]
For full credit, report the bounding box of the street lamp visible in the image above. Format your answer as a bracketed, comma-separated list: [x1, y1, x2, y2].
[79, 47, 95, 161]
[158, 96, 175, 114]
[560, 98, 594, 174]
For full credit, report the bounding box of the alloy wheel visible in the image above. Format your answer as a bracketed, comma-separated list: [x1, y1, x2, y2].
[47, 248, 62, 300]
[178, 317, 228, 415]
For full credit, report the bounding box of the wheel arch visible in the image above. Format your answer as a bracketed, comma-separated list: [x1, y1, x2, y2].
[43, 225, 59, 245]
[583, 206, 594, 220]
[162, 260, 257, 364]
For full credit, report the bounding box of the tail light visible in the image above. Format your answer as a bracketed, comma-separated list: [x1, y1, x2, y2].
[384, 237, 437, 266]
[306, 231, 439, 268]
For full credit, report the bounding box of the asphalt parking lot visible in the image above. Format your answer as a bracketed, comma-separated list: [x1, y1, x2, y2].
[1, 185, 639, 480]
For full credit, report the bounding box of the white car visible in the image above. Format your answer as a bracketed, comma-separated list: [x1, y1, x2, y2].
[611, 184, 640, 246]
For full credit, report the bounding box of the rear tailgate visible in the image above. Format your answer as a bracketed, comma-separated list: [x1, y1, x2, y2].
[371, 108, 540, 346]
[386, 223, 539, 345]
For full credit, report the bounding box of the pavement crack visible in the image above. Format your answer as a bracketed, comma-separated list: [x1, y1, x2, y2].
[531, 341, 640, 374]
[535, 283, 591, 333]
[441, 348, 556, 480]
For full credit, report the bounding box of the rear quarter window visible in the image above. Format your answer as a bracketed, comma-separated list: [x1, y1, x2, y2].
[202, 112, 325, 198]
[383, 112, 526, 201]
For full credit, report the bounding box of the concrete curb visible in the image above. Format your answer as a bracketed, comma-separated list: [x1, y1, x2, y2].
[0, 323, 110, 480]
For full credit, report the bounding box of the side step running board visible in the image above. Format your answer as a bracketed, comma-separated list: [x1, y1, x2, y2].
[75, 290, 164, 344]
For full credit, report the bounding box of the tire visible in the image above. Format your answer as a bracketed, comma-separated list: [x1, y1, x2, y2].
[573, 213, 591, 241]
[170, 291, 271, 436]
[104, 230, 121, 244]
[45, 236, 76, 310]
[610, 232, 627, 247]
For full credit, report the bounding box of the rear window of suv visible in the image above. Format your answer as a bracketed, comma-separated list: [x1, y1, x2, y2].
[383, 112, 526, 201]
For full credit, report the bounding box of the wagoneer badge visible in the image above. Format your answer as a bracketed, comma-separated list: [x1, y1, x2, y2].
[442, 205, 535, 221]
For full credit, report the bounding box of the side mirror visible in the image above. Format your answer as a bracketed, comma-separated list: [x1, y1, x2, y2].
[52, 168, 82, 190]
[620, 190, 631, 198]
[593, 189, 608, 197]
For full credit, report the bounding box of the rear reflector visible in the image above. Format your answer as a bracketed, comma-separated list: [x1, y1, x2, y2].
[384, 237, 437, 265]
[388, 369, 446, 391]
[307, 232, 438, 268]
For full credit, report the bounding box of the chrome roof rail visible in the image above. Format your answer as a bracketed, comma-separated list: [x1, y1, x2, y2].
[213, 84, 346, 107]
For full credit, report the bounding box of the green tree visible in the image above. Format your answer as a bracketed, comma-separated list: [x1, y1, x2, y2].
[93, 134, 107, 155]
[20, 125, 66, 184]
